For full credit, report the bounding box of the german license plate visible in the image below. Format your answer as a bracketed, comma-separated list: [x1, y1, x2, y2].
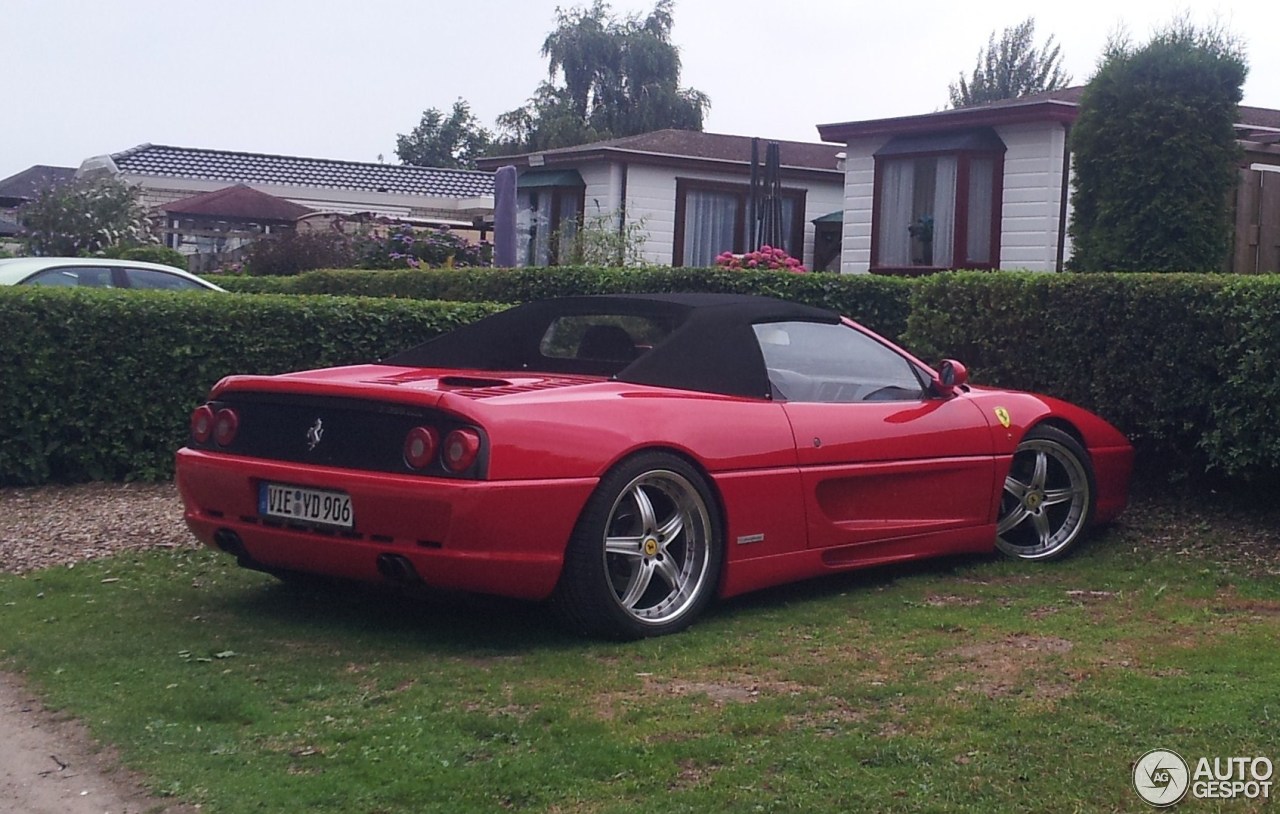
[259, 482, 354, 529]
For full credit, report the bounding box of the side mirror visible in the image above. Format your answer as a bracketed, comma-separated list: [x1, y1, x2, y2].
[932, 359, 968, 397]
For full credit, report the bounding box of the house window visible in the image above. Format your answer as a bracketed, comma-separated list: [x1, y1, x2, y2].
[673, 179, 806, 267]
[516, 171, 585, 266]
[871, 130, 1004, 273]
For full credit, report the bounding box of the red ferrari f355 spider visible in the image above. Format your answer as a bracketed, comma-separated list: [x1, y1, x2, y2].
[176, 293, 1132, 638]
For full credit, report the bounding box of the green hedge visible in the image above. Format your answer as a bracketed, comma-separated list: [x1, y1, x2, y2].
[4, 272, 1280, 486]
[0, 289, 500, 485]
[905, 273, 1280, 479]
[216, 267, 917, 342]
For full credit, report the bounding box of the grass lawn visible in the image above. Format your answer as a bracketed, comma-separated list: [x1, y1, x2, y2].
[1, 488, 1277, 813]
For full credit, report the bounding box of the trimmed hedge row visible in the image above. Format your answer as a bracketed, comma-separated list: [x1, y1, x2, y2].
[0, 289, 501, 485]
[215, 267, 917, 342]
[4, 272, 1279, 485]
[905, 273, 1280, 479]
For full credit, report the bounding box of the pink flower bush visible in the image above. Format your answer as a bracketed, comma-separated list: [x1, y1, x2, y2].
[714, 245, 806, 273]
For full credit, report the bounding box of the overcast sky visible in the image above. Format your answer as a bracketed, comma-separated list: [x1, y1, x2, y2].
[4, 0, 1276, 181]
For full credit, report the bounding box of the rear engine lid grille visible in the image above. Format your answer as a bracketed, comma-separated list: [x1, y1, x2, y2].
[446, 376, 597, 399]
[187, 393, 485, 477]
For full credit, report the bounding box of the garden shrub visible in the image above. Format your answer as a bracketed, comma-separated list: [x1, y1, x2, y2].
[244, 230, 356, 276]
[102, 244, 190, 269]
[1069, 23, 1245, 272]
[1201, 277, 1280, 475]
[4, 271, 1279, 486]
[354, 224, 491, 269]
[905, 272, 1280, 479]
[0, 289, 500, 484]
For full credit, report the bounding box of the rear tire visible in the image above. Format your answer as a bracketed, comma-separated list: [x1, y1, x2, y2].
[554, 452, 723, 639]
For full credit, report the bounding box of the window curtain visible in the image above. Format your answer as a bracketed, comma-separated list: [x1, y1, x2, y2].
[878, 160, 913, 266]
[683, 189, 738, 267]
[555, 192, 580, 263]
[966, 157, 994, 265]
[517, 190, 550, 266]
[931, 156, 957, 268]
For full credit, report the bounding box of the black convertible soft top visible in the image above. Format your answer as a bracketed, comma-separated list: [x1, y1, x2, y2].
[382, 293, 839, 399]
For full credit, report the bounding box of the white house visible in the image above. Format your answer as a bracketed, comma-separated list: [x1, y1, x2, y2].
[818, 88, 1081, 275]
[477, 130, 846, 270]
[818, 87, 1280, 275]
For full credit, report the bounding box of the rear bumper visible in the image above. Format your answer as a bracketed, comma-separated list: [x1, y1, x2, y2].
[175, 448, 597, 600]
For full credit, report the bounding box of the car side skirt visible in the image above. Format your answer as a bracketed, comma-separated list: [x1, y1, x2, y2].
[718, 524, 997, 599]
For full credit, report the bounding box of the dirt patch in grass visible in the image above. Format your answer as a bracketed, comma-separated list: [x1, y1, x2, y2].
[922, 594, 984, 607]
[937, 634, 1076, 701]
[1208, 588, 1280, 617]
[1119, 482, 1280, 575]
[592, 673, 805, 721]
[669, 758, 721, 791]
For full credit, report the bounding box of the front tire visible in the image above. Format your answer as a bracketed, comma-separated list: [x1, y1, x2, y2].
[996, 425, 1096, 561]
[555, 452, 723, 639]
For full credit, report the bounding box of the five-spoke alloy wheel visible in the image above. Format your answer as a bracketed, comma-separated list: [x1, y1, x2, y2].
[996, 425, 1096, 561]
[556, 452, 723, 639]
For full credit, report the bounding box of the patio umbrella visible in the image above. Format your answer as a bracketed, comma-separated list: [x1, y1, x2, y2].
[753, 141, 785, 253]
[492, 165, 517, 267]
[748, 138, 760, 250]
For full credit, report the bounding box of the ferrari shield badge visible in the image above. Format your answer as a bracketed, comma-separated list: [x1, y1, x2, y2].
[994, 407, 1011, 429]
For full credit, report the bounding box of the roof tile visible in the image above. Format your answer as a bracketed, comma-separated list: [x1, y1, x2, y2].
[110, 145, 494, 199]
[0, 165, 76, 204]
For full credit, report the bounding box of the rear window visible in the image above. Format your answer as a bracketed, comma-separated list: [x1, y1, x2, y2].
[125, 268, 203, 290]
[539, 315, 676, 363]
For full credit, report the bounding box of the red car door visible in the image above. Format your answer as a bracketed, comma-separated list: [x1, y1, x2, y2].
[755, 321, 997, 553]
[782, 398, 995, 549]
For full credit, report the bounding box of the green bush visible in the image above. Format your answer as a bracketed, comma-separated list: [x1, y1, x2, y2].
[239, 224, 491, 276]
[4, 271, 1280, 487]
[1201, 277, 1280, 475]
[16, 175, 153, 256]
[1068, 22, 1245, 272]
[0, 289, 500, 485]
[353, 224, 491, 269]
[904, 272, 1280, 479]
[217, 266, 917, 341]
[101, 244, 190, 269]
[244, 230, 356, 276]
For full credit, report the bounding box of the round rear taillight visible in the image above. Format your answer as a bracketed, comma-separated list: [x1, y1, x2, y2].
[403, 426, 439, 470]
[213, 408, 239, 447]
[442, 428, 481, 473]
[191, 405, 215, 444]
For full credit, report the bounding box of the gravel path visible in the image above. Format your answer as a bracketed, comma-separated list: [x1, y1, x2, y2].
[0, 481, 199, 575]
